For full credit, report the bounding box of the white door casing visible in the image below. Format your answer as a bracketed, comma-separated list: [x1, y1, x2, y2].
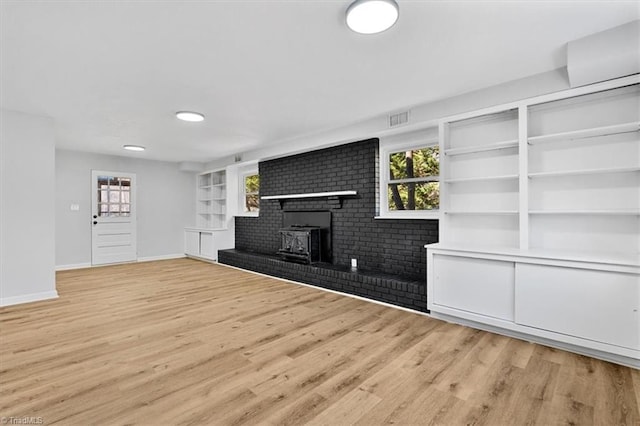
[91, 171, 137, 265]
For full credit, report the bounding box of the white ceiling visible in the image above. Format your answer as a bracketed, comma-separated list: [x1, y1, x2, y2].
[1, 1, 638, 162]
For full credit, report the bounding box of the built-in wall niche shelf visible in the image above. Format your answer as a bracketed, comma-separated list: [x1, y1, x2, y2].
[196, 169, 227, 229]
[529, 209, 640, 216]
[199, 183, 226, 189]
[528, 166, 640, 178]
[444, 210, 519, 215]
[261, 190, 357, 209]
[528, 121, 640, 145]
[445, 174, 519, 184]
[444, 139, 518, 156]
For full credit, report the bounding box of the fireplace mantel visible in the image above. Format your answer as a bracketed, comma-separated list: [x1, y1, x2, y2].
[261, 190, 357, 209]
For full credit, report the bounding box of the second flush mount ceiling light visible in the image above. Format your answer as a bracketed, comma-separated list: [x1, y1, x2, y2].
[176, 111, 205, 122]
[346, 0, 399, 34]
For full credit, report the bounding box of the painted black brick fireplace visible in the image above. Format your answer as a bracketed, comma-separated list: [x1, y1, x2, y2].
[219, 138, 439, 311]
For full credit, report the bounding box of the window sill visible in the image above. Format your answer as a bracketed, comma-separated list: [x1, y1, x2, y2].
[375, 211, 440, 220]
[235, 212, 259, 218]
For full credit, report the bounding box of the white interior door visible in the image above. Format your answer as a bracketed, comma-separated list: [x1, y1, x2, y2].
[91, 171, 137, 265]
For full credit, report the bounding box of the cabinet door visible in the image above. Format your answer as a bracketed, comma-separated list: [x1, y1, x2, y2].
[200, 232, 215, 260]
[185, 230, 200, 256]
[433, 255, 515, 321]
[515, 264, 639, 350]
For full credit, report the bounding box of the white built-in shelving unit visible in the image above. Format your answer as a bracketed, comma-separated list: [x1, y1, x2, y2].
[440, 107, 521, 248]
[185, 169, 228, 261]
[427, 74, 640, 368]
[196, 169, 227, 229]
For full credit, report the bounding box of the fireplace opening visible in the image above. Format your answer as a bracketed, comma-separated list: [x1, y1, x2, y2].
[278, 211, 331, 264]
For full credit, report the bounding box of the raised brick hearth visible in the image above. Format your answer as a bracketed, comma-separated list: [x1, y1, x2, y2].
[218, 249, 428, 312]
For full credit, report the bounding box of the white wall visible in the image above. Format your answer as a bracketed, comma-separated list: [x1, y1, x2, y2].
[1, 109, 57, 306]
[55, 150, 196, 268]
[205, 68, 570, 170]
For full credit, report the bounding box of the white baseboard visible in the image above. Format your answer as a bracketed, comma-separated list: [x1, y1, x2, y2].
[56, 254, 186, 271]
[56, 262, 92, 271]
[0, 290, 59, 307]
[137, 253, 186, 262]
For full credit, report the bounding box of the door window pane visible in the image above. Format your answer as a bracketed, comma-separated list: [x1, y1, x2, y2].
[96, 175, 132, 218]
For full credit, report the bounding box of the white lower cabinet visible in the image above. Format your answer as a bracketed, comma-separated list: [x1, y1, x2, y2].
[515, 264, 639, 351]
[427, 244, 640, 367]
[199, 232, 215, 259]
[185, 230, 200, 257]
[184, 228, 217, 261]
[433, 255, 514, 321]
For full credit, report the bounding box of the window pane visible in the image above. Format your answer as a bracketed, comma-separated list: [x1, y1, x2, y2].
[245, 195, 259, 212]
[109, 190, 121, 203]
[389, 146, 439, 180]
[109, 204, 121, 212]
[97, 176, 109, 189]
[121, 191, 130, 203]
[245, 174, 260, 193]
[244, 174, 260, 212]
[388, 182, 440, 211]
[120, 178, 131, 188]
[121, 204, 130, 212]
[99, 203, 109, 216]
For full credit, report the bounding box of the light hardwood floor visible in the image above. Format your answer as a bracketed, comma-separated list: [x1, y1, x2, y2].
[1, 258, 638, 425]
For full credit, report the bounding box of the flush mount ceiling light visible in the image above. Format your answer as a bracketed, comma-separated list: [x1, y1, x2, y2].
[176, 111, 205, 122]
[123, 145, 145, 152]
[346, 0, 399, 34]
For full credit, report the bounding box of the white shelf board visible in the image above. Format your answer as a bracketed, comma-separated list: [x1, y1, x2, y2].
[389, 176, 440, 184]
[529, 209, 640, 216]
[425, 242, 640, 268]
[444, 139, 518, 156]
[261, 190, 356, 200]
[185, 226, 227, 232]
[444, 210, 519, 215]
[528, 121, 640, 145]
[528, 166, 640, 178]
[445, 174, 519, 183]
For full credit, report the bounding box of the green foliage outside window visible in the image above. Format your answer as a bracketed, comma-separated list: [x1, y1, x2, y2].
[388, 146, 439, 211]
[244, 174, 260, 212]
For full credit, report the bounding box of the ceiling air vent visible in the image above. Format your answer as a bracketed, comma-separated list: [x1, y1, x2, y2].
[389, 110, 410, 128]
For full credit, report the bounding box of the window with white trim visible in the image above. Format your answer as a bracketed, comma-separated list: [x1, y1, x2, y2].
[379, 127, 439, 218]
[243, 173, 260, 213]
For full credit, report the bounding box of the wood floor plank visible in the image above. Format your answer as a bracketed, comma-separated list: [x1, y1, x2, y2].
[0, 258, 638, 425]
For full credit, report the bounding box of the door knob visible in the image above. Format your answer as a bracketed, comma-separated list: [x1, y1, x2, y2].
[93, 221, 98, 225]
[93, 215, 98, 219]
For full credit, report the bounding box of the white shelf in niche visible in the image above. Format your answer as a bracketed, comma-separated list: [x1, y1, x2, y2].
[528, 121, 640, 146]
[528, 166, 640, 178]
[444, 139, 518, 156]
[529, 209, 640, 216]
[445, 174, 519, 183]
[444, 210, 519, 215]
